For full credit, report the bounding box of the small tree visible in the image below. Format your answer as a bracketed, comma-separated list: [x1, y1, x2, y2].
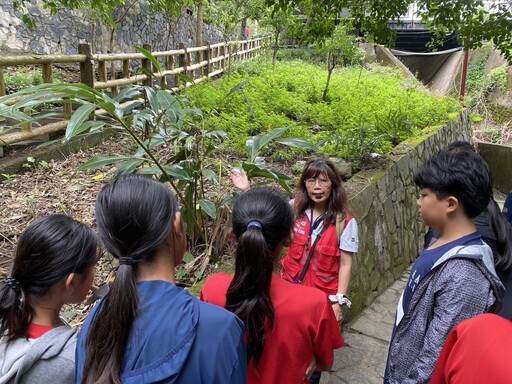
[322, 20, 364, 101]
[259, 6, 296, 65]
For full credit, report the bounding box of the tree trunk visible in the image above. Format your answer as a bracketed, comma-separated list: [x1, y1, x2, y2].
[195, 1, 203, 46]
[272, 33, 279, 65]
[91, 19, 97, 53]
[241, 17, 247, 39]
[109, 27, 116, 79]
[322, 49, 334, 101]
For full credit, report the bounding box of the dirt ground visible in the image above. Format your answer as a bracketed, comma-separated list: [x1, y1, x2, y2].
[0, 135, 296, 324]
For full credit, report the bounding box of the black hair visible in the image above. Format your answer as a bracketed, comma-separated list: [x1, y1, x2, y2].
[447, 140, 475, 152]
[443, 141, 512, 271]
[0, 214, 99, 342]
[226, 187, 294, 365]
[83, 176, 178, 384]
[295, 158, 349, 224]
[414, 149, 492, 218]
[485, 199, 512, 273]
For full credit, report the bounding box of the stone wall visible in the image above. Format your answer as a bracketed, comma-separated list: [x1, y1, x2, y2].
[344, 112, 471, 322]
[478, 142, 512, 194]
[0, 0, 223, 55]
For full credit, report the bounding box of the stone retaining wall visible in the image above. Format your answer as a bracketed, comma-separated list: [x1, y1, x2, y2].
[344, 111, 471, 322]
[0, 0, 223, 55]
[478, 142, 512, 194]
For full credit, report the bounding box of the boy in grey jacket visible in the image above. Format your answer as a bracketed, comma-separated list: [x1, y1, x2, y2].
[384, 149, 505, 384]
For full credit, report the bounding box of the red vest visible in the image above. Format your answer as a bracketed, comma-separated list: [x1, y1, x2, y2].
[280, 214, 350, 296]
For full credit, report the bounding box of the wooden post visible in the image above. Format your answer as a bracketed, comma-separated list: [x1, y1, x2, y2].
[79, 43, 95, 88]
[42, 63, 53, 83]
[21, 108, 32, 132]
[179, 43, 188, 82]
[63, 100, 72, 120]
[169, 55, 179, 88]
[142, 43, 152, 86]
[123, 59, 130, 78]
[220, 45, 225, 71]
[205, 41, 213, 77]
[197, 49, 204, 78]
[98, 61, 107, 82]
[0, 66, 5, 96]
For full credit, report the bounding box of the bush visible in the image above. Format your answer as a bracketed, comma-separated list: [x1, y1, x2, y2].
[4, 66, 62, 93]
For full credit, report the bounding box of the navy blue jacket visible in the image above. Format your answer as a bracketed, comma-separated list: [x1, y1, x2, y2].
[76, 280, 247, 384]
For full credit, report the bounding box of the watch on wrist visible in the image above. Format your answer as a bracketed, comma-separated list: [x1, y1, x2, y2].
[328, 293, 352, 308]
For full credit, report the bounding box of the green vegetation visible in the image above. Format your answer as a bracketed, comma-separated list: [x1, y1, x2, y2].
[4, 67, 62, 92]
[0, 50, 463, 282]
[185, 56, 461, 167]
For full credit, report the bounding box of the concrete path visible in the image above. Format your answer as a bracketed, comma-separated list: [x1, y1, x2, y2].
[321, 272, 409, 383]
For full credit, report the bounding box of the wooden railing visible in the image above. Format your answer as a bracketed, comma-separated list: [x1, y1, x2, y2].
[0, 36, 271, 156]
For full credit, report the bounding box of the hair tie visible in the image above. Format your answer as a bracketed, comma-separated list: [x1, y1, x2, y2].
[118, 257, 134, 267]
[247, 220, 262, 230]
[4, 277, 21, 293]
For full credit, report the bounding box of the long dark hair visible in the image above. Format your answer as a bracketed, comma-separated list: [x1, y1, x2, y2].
[486, 199, 512, 273]
[226, 188, 294, 365]
[82, 176, 178, 384]
[295, 158, 349, 224]
[443, 141, 512, 272]
[0, 214, 98, 342]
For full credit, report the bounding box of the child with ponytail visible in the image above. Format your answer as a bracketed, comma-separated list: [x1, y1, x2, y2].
[76, 176, 246, 384]
[201, 187, 343, 383]
[0, 215, 99, 383]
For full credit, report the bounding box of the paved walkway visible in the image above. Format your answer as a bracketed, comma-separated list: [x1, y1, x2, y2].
[321, 272, 409, 383]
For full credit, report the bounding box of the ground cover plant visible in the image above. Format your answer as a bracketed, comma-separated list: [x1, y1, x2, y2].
[185, 55, 462, 168]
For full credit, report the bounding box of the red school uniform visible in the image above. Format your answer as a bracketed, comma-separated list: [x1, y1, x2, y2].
[431, 313, 512, 384]
[201, 273, 343, 384]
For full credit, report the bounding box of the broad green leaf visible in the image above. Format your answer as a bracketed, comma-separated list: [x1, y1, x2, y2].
[278, 138, 317, 150]
[157, 90, 180, 110]
[98, 101, 117, 115]
[116, 158, 145, 174]
[226, 80, 249, 98]
[199, 199, 217, 219]
[258, 127, 288, 150]
[115, 86, 143, 102]
[201, 168, 218, 183]
[144, 87, 159, 112]
[176, 268, 187, 279]
[72, 120, 106, 136]
[76, 156, 135, 171]
[204, 130, 227, 140]
[65, 104, 97, 139]
[175, 73, 194, 84]
[134, 45, 162, 73]
[136, 165, 192, 181]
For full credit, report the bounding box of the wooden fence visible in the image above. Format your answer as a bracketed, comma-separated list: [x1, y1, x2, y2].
[0, 36, 271, 157]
